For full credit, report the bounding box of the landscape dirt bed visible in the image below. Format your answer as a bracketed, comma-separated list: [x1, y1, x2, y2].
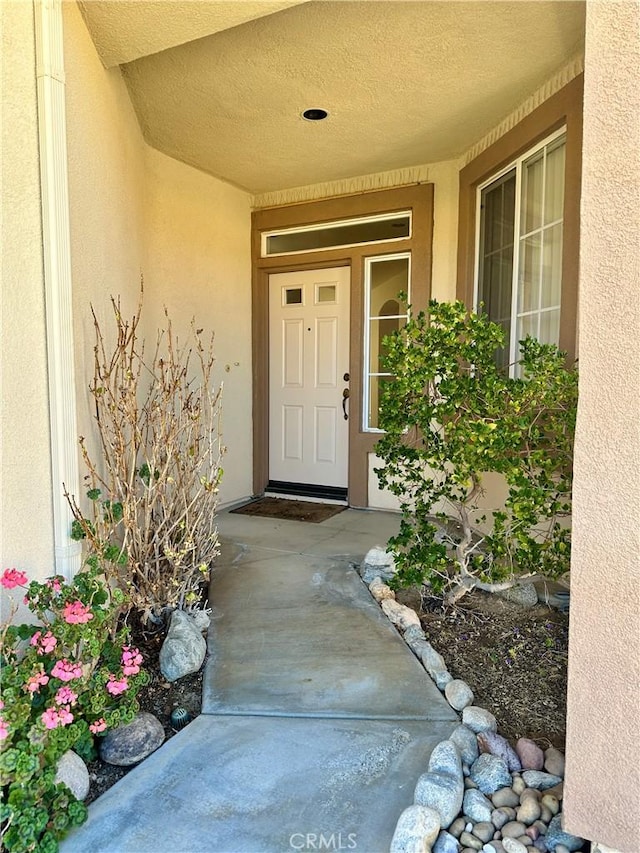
[397, 586, 569, 748]
[85, 615, 204, 805]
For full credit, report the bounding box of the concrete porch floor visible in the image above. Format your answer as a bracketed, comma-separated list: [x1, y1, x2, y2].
[61, 508, 458, 853]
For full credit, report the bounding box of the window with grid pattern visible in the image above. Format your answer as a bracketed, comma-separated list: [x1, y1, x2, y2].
[476, 130, 566, 373]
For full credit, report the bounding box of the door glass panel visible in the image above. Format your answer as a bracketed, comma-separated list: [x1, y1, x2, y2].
[316, 284, 336, 304]
[367, 376, 393, 430]
[370, 257, 410, 316]
[363, 254, 410, 431]
[285, 287, 302, 305]
[368, 317, 401, 373]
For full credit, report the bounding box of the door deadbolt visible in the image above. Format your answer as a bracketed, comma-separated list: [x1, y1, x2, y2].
[343, 372, 350, 382]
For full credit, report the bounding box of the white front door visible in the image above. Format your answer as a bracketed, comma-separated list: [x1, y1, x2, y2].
[269, 267, 350, 491]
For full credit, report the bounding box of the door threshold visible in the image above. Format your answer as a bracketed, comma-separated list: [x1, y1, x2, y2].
[265, 480, 348, 504]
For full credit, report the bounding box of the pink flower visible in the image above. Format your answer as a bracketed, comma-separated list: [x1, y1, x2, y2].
[41, 707, 61, 730]
[62, 600, 94, 624]
[51, 659, 83, 682]
[46, 577, 63, 593]
[1, 568, 28, 589]
[55, 687, 78, 706]
[89, 718, 107, 734]
[106, 675, 128, 696]
[57, 706, 74, 726]
[0, 705, 7, 740]
[26, 668, 50, 694]
[41, 706, 73, 729]
[31, 631, 57, 654]
[40, 632, 57, 654]
[121, 645, 143, 676]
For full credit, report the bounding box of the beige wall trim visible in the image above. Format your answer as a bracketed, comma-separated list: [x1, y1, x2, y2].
[252, 164, 443, 211]
[35, 0, 81, 579]
[462, 53, 584, 166]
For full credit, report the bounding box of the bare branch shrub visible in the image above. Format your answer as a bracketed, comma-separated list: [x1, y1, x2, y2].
[66, 289, 223, 624]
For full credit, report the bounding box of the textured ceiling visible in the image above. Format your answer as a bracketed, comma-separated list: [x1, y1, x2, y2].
[79, 0, 309, 67]
[85, 1, 585, 194]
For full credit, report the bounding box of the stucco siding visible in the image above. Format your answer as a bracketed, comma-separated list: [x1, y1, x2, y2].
[142, 147, 253, 507]
[564, 2, 640, 851]
[62, 2, 252, 510]
[63, 0, 147, 467]
[1, 0, 55, 585]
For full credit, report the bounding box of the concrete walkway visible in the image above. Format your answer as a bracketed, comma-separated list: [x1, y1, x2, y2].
[62, 509, 458, 853]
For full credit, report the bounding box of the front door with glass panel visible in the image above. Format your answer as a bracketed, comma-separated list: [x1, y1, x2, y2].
[268, 268, 350, 493]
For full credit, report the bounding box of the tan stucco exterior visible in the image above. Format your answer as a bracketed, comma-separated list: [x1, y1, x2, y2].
[2, 2, 639, 850]
[63, 0, 148, 466]
[63, 1, 253, 511]
[1, 0, 55, 590]
[142, 146, 253, 505]
[563, 2, 640, 850]
[0, 2, 253, 585]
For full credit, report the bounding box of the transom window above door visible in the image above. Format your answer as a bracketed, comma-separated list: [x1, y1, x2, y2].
[261, 211, 411, 257]
[475, 128, 566, 373]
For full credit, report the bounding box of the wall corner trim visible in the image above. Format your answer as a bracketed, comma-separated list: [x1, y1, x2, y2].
[34, 0, 82, 579]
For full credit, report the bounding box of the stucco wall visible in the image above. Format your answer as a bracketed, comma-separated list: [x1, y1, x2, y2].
[142, 147, 253, 507]
[563, 2, 640, 851]
[0, 0, 55, 586]
[62, 2, 253, 510]
[63, 0, 147, 460]
[428, 160, 461, 304]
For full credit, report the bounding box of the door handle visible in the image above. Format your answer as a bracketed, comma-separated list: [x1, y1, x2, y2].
[342, 388, 350, 420]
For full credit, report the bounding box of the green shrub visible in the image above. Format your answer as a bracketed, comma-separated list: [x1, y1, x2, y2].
[375, 300, 578, 601]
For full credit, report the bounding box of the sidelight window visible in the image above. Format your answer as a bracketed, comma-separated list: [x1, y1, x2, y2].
[363, 253, 410, 431]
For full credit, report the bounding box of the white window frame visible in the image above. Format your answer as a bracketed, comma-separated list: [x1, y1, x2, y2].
[362, 252, 412, 433]
[261, 211, 412, 258]
[473, 126, 566, 374]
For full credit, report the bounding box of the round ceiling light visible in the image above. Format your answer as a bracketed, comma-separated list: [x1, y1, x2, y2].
[302, 108, 329, 121]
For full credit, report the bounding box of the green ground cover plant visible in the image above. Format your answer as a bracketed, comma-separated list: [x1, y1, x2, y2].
[0, 566, 148, 852]
[375, 300, 578, 602]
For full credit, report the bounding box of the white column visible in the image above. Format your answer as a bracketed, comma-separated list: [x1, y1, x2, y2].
[34, 0, 82, 580]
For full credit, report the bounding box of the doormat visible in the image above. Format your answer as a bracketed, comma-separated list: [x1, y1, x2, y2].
[230, 497, 345, 524]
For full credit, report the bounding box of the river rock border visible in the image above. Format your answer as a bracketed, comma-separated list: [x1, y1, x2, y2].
[363, 567, 586, 853]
